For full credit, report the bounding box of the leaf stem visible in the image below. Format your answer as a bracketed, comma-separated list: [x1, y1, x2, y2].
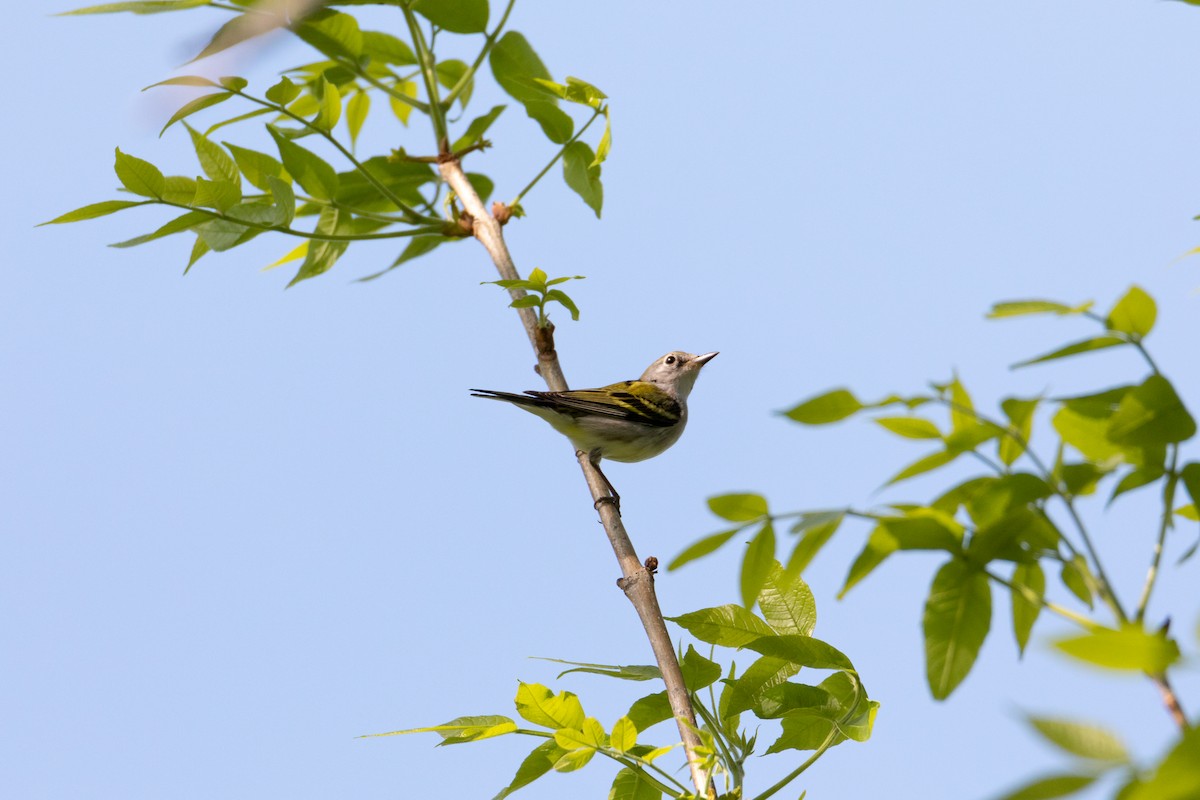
[984, 569, 1099, 630]
[157, 199, 444, 242]
[401, 2, 449, 147]
[510, 107, 603, 207]
[1135, 446, 1179, 623]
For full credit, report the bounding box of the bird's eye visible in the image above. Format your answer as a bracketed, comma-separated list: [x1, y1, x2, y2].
[665, 355, 677, 365]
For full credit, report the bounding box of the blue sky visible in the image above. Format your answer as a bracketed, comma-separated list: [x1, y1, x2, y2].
[4, 1, 1200, 798]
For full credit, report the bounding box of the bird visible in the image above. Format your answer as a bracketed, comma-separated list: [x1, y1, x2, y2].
[472, 351, 718, 511]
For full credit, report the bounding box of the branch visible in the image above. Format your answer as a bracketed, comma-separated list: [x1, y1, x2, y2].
[1151, 673, 1190, 731]
[439, 158, 714, 799]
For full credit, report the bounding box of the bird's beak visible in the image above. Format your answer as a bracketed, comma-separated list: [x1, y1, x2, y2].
[694, 352, 719, 366]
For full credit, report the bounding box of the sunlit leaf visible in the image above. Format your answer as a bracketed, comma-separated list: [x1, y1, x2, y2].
[667, 605, 774, 648]
[1027, 716, 1130, 763]
[1054, 625, 1180, 673]
[783, 388, 863, 424]
[1106, 285, 1156, 338]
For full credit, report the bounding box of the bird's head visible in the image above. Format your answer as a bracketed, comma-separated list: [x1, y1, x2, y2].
[639, 351, 718, 398]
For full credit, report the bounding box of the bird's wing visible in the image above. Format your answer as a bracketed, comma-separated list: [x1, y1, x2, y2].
[530, 381, 682, 427]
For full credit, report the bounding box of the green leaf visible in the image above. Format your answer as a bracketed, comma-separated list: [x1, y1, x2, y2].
[708, 493, 767, 522]
[626, 691, 672, 733]
[545, 290, 579, 321]
[60, 0, 208, 15]
[40, 199, 151, 225]
[923, 559, 991, 700]
[1013, 336, 1126, 368]
[721, 656, 801, 718]
[992, 774, 1098, 800]
[195, 219, 251, 252]
[358, 236, 452, 281]
[1124, 725, 1200, 800]
[184, 235, 209, 274]
[514, 683, 585, 731]
[160, 92, 232, 136]
[389, 80, 419, 125]
[268, 176, 296, 227]
[667, 604, 775, 648]
[753, 683, 836, 720]
[1107, 375, 1196, 447]
[874, 416, 941, 439]
[185, 124, 238, 182]
[225, 144, 285, 192]
[113, 148, 165, 198]
[563, 76, 607, 108]
[553, 717, 606, 751]
[109, 209, 208, 248]
[1109, 466, 1165, 504]
[551, 745, 594, 772]
[452, 105, 505, 152]
[609, 717, 637, 754]
[191, 11, 283, 63]
[783, 388, 863, 424]
[743, 634, 855, 671]
[490, 32, 557, 106]
[757, 563, 817, 636]
[1181, 463, 1200, 514]
[1054, 625, 1180, 673]
[1059, 557, 1094, 608]
[607, 767, 661, 800]
[1000, 397, 1040, 466]
[1176, 503, 1199, 521]
[362, 31, 416, 66]
[192, 177, 242, 212]
[288, 207, 347, 286]
[679, 645, 722, 691]
[885, 449, 961, 486]
[534, 657, 658, 682]
[562, 141, 603, 217]
[882, 509, 964, 552]
[838, 525, 899, 598]
[365, 714, 516, 743]
[315, 77, 342, 132]
[1027, 716, 1130, 763]
[294, 9, 363, 60]
[492, 740, 565, 800]
[668, 528, 739, 570]
[1011, 562, 1044, 656]
[436, 59, 473, 109]
[987, 299, 1092, 318]
[1106, 285, 1156, 338]
[268, 126, 338, 201]
[592, 107, 612, 166]
[466, 172, 495, 203]
[1052, 407, 1123, 464]
[523, 101, 573, 144]
[741, 521, 776, 607]
[265, 76, 301, 106]
[785, 512, 844, 576]
[413, 0, 489, 33]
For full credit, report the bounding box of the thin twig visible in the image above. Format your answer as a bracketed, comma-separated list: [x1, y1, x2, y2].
[1135, 447, 1179, 623]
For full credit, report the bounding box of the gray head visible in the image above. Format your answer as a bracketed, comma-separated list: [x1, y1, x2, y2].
[639, 351, 718, 398]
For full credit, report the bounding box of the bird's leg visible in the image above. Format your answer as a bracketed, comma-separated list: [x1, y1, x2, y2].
[583, 449, 621, 514]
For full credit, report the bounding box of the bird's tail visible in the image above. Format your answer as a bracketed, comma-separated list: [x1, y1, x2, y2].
[469, 389, 556, 410]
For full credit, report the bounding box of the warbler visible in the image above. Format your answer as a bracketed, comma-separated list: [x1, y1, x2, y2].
[472, 351, 718, 509]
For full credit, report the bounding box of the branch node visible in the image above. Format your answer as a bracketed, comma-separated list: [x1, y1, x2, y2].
[493, 201, 513, 225]
[645, 556, 659, 575]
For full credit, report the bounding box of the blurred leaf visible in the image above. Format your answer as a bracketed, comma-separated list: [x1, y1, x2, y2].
[1106, 285, 1156, 338]
[999, 397, 1039, 466]
[886, 449, 961, 486]
[1109, 466, 1165, 504]
[490, 31, 558, 105]
[436, 59, 473, 109]
[992, 774, 1098, 800]
[785, 512, 844, 576]
[1014, 336, 1126, 369]
[514, 683, 585, 730]
[40, 199, 151, 225]
[60, 0, 208, 14]
[875, 416, 941, 439]
[1061, 463, 1107, 496]
[562, 141, 603, 217]
[882, 509, 964, 552]
[1059, 557, 1094, 608]
[113, 148, 165, 198]
[191, 11, 285, 63]
[1011, 562, 1044, 656]
[1176, 504, 1199, 521]
[1107, 376, 1196, 447]
[1027, 717, 1130, 763]
[1124, 725, 1200, 800]
[195, 218, 251, 252]
[968, 507, 1049, 564]
[757, 563, 816, 636]
[315, 76, 342, 132]
[193, 177, 242, 212]
[225, 143, 285, 192]
[741, 522, 776, 608]
[668, 605, 775, 648]
[783, 388, 863, 424]
[667, 528, 739, 570]
[1053, 407, 1123, 464]
[492, 740, 565, 800]
[266, 76, 302, 106]
[263, 241, 307, 271]
[987, 299, 1092, 318]
[839, 525, 899, 598]
[466, 172, 495, 203]
[413, 0, 489, 33]
[269, 126, 338, 201]
[923, 559, 991, 700]
[1054, 625, 1180, 673]
[708, 493, 767, 521]
[389, 80, 419, 125]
